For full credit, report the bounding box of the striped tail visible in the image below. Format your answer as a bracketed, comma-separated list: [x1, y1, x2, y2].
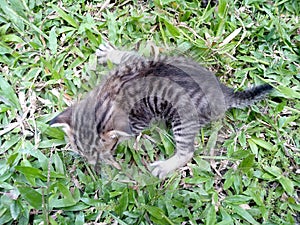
[227, 84, 273, 109]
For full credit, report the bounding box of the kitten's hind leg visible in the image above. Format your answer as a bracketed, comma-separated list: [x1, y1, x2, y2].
[96, 43, 144, 65]
[150, 123, 198, 178]
[150, 151, 194, 179]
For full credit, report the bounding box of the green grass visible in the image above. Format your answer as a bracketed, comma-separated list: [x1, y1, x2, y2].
[0, 0, 299, 224]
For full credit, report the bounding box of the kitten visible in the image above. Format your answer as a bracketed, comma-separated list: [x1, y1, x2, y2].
[50, 44, 273, 178]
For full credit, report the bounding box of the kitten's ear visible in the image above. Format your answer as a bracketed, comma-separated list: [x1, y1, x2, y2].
[105, 130, 132, 140]
[49, 107, 73, 130]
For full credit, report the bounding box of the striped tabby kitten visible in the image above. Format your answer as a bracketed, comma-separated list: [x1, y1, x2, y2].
[50, 44, 273, 178]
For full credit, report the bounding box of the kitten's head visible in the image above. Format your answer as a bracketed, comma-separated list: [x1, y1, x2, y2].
[49, 105, 131, 169]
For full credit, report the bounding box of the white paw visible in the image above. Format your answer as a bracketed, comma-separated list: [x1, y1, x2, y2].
[150, 159, 177, 179]
[150, 153, 193, 179]
[96, 43, 115, 64]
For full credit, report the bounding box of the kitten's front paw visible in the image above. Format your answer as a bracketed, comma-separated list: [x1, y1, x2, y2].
[96, 43, 115, 64]
[150, 160, 175, 179]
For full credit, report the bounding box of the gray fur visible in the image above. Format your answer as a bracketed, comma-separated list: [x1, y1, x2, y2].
[50, 44, 273, 178]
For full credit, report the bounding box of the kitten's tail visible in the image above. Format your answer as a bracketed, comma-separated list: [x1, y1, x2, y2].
[227, 84, 273, 109]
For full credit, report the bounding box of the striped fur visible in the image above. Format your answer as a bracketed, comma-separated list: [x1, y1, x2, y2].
[50, 44, 273, 178]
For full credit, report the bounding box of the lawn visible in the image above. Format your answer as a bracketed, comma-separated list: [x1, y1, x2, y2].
[0, 0, 299, 224]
